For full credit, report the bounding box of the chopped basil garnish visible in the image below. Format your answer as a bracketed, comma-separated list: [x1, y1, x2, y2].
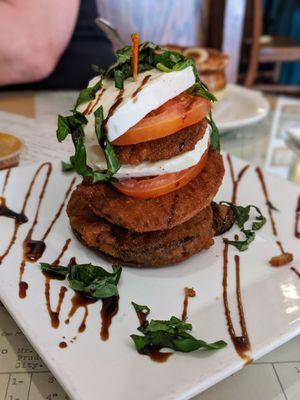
[41, 263, 69, 278]
[40, 262, 122, 299]
[188, 81, 217, 102]
[113, 70, 124, 90]
[61, 160, 74, 172]
[93, 106, 121, 182]
[56, 107, 120, 183]
[206, 111, 220, 151]
[220, 202, 266, 251]
[74, 78, 102, 110]
[57, 112, 92, 179]
[225, 229, 255, 252]
[130, 302, 227, 354]
[91, 64, 105, 75]
[131, 301, 150, 323]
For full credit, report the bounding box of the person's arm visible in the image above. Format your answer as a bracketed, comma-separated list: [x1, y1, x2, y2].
[0, 0, 80, 86]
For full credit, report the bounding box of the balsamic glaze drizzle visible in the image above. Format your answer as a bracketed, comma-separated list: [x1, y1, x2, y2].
[43, 239, 71, 328]
[227, 154, 250, 205]
[291, 267, 300, 279]
[65, 292, 97, 333]
[147, 347, 173, 363]
[276, 241, 285, 255]
[42, 177, 76, 241]
[295, 195, 300, 239]
[255, 167, 277, 237]
[0, 168, 28, 237]
[100, 296, 119, 341]
[254, 167, 295, 265]
[222, 242, 252, 363]
[0, 197, 28, 224]
[85, 88, 107, 115]
[0, 163, 51, 264]
[18, 172, 76, 298]
[133, 299, 172, 363]
[181, 287, 196, 321]
[131, 75, 152, 102]
[102, 89, 125, 134]
[1, 168, 11, 195]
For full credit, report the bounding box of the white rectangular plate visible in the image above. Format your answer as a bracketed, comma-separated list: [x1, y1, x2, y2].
[0, 155, 299, 400]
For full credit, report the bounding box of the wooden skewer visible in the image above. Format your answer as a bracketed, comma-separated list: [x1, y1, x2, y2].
[131, 32, 139, 81]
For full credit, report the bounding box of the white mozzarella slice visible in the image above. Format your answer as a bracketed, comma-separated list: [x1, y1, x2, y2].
[78, 67, 195, 143]
[86, 126, 210, 179]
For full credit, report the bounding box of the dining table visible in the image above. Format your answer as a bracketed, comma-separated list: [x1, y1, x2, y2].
[0, 88, 299, 400]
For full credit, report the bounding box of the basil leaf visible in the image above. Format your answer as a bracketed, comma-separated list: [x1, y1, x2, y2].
[91, 170, 112, 184]
[169, 52, 182, 64]
[221, 202, 266, 232]
[40, 263, 69, 278]
[156, 59, 193, 73]
[250, 205, 267, 230]
[130, 303, 227, 354]
[114, 70, 124, 89]
[70, 111, 88, 126]
[131, 334, 149, 353]
[172, 59, 194, 71]
[131, 302, 150, 319]
[221, 202, 251, 229]
[94, 105, 104, 142]
[68, 264, 122, 298]
[94, 105, 121, 181]
[40, 262, 122, 300]
[61, 160, 74, 172]
[225, 229, 255, 252]
[139, 41, 157, 51]
[57, 115, 71, 142]
[220, 202, 266, 251]
[189, 82, 217, 102]
[57, 112, 89, 143]
[57, 109, 119, 183]
[173, 337, 227, 352]
[206, 111, 220, 151]
[101, 139, 121, 177]
[91, 64, 105, 75]
[156, 63, 172, 72]
[74, 78, 102, 110]
[70, 134, 91, 177]
[105, 46, 132, 78]
[266, 200, 279, 212]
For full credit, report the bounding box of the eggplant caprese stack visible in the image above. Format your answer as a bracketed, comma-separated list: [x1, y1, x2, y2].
[57, 35, 226, 267]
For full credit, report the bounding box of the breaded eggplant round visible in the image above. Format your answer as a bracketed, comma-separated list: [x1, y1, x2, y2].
[75, 150, 224, 233]
[67, 191, 214, 267]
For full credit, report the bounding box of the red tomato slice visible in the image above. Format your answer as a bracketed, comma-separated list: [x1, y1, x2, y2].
[113, 149, 208, 198]
[112, 93, 211, 146]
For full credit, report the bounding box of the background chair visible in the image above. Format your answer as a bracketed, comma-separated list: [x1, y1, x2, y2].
[243, 0, 300, 94]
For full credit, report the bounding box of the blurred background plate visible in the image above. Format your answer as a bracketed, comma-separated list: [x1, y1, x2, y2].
[214, 84, 270, 133]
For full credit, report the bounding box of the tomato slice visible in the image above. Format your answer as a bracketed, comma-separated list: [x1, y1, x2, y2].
[112, 93, 211, 146]
[113, 149, 208, 198]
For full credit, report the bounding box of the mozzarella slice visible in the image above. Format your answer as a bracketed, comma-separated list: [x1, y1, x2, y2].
[78, 67, 195, 143]
[86, 126, 210, 179]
